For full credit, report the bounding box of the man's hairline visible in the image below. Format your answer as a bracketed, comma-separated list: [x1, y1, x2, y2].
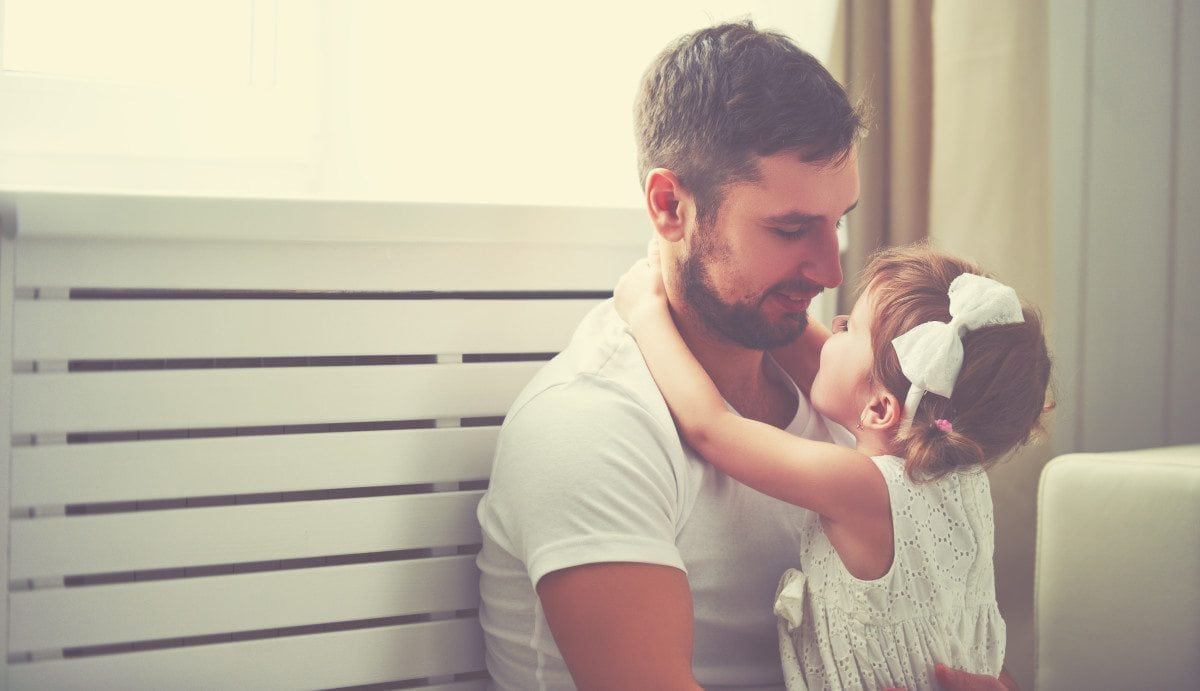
[694, 143, 860, 222]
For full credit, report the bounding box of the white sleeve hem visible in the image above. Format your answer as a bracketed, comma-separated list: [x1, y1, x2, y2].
[528, 533, 688, 587]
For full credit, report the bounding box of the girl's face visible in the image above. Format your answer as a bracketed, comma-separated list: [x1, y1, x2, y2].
[810, 285, 878, 432]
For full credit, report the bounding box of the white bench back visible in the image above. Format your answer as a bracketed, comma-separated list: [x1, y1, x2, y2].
[0, 192, 646, 690]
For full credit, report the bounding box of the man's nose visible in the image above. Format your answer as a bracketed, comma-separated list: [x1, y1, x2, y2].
[800, 228, 843, 289]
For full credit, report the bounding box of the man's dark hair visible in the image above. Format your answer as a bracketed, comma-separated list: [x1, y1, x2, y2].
[634, 20, 865, 222]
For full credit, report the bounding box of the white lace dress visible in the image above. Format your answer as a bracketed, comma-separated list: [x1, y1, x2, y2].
[773, 455, 1005, 690]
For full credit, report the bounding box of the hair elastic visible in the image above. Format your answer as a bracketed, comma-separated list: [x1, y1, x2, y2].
[934, 419, 953, 434]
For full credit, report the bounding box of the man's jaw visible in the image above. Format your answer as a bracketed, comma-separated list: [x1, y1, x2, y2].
[679, 251, 819, 350]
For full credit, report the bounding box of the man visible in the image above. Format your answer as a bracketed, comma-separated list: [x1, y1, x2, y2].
[477, 21, 1012, 690]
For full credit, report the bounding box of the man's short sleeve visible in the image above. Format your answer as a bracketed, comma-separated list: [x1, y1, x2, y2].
[479, 374, 690, 587]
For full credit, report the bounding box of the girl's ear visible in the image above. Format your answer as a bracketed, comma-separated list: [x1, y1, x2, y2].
[860, 389, 902, 433]
[644, 168, 693, 242]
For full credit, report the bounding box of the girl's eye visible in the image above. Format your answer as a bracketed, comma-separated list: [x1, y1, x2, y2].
[831, 315, 849, 333]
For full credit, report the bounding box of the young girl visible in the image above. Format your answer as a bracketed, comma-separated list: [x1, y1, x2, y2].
[614, 243, 1051, 691]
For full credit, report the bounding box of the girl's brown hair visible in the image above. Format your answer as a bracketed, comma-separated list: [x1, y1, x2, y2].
[859, 244, 1052, 482]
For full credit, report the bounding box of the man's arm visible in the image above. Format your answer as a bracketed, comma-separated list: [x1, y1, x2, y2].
[486, 370, 698, 689]
[538, 562, 702, 690]
[934, 664, 1020, 690]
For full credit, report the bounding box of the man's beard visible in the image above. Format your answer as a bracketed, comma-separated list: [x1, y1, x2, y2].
[678, 238, 812, 350]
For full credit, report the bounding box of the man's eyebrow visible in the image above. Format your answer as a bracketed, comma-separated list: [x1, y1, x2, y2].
[763, 201, 859, 225]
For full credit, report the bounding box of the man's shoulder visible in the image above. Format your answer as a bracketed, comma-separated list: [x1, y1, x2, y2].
[506, 301, 669, 427]
[482, 303, 694, 544]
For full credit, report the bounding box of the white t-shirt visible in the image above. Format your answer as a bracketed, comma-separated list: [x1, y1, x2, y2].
[476, 301, 851, 690]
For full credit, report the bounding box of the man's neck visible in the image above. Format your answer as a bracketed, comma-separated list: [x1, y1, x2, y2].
[671, 306, 798, 429]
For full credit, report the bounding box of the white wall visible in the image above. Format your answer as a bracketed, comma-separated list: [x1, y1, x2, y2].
[1050, 0, 1200, 455]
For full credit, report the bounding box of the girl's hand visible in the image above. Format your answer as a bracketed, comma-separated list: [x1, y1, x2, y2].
[614, 240, 668, 325]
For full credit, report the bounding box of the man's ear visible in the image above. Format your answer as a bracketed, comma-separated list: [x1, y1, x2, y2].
[861, 389, 902, 433]
[644, 168, 692, 242]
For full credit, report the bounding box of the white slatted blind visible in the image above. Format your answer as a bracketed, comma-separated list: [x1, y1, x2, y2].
[8, 619, 486, 691]
[12, 362, 541, 435]
[11, 491, 485, 578]
[12, 427, 499, 506]
[10, 555, 480, 650]
[15, 299, 598, 360]
[0, 192, 647, 689]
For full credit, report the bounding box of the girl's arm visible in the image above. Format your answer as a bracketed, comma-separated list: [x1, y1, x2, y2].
[613, 260, 888, 525]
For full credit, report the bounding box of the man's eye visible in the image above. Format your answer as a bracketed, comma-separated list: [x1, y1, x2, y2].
[832, 315, 849, 332]
[772, 227, 805, 239]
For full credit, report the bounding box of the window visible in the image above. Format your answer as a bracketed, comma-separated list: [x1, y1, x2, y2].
[5, 0, 266, 87]
[0, 1, 838, 207]
[0, 0, 319, 195]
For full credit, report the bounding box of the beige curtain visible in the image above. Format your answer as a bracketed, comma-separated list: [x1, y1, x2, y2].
[832, 0, 933, 312]
[834, 2, 1053, 688]
[927, 4, 1051, 689]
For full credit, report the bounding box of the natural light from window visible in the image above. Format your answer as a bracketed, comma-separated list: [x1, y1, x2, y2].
[3, 0, 258, 86]
[0, 0, 839, 209]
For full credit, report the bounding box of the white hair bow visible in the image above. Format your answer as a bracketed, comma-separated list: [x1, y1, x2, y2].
[891, 273, 1024, 433]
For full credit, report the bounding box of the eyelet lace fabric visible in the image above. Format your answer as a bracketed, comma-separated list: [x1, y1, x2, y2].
[773, 455, 1005, 690]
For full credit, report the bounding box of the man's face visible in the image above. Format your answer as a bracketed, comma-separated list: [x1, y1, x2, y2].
[677, 149, 859, 349]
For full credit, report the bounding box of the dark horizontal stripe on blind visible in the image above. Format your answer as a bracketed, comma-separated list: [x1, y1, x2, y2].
[69, 288, 612, 300]
[65, 353, 555, 372]
[52, 546, 483, 591]
[50, 610, 484, 661]
[62, 415, 506, 445]
[61, 481, 489, 519]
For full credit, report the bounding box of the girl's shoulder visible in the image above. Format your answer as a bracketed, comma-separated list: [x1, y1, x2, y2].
[870, 454, 991, 490]
[867, 454, 908, 483]
[870, 455, 992, 526]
